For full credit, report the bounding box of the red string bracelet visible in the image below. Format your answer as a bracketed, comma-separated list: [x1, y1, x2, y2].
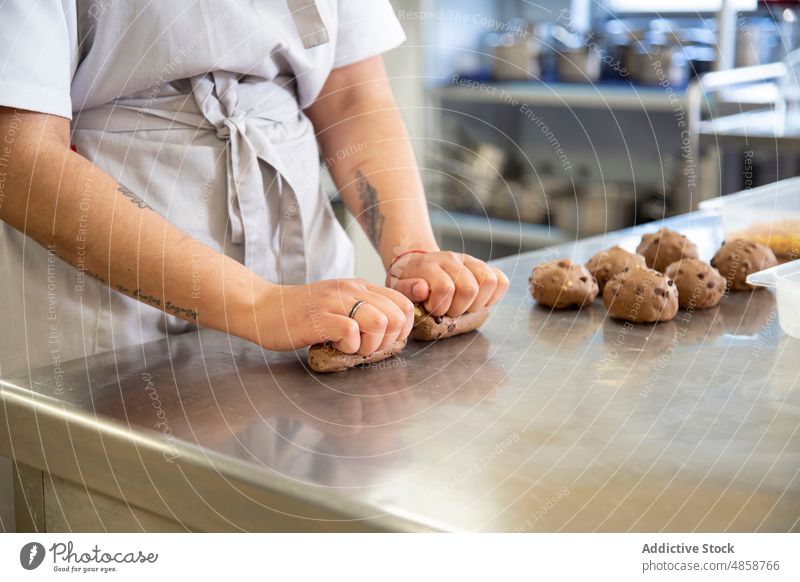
[387, 249, 428, 272]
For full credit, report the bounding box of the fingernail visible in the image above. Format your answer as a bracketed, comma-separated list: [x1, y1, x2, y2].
[413, 282, 425, 298]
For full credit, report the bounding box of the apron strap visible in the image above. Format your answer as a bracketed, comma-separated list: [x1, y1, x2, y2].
[287, 0, 329, 49]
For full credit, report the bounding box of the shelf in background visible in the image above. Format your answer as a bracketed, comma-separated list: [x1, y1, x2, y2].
[433, 81, 687, 112]
[698, 108, 800, 151]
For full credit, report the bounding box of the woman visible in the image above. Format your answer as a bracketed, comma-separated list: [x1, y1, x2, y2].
[0, 0, 509, 377]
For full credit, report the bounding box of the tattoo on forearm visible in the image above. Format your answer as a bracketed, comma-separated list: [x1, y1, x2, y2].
[110, 284, 198, 321]
[84, 270, 107, 285]
[123, 287, 198, 321]
[64, 244, 197, 321]
[117, 184, 151, 210]
[355, 170, 385, 248]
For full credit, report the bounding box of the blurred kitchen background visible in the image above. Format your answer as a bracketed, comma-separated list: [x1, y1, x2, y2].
[333, 0, 800, 282]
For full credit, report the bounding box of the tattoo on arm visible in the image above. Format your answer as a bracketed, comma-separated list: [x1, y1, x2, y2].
[355, 170, 384, 248]
[117, 184, 151, 210]
[124, 287, 198, 321]
[99, 280, 198, 321]
[63, 229, 197, 322]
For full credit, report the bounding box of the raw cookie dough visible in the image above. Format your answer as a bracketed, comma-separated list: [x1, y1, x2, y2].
[602, 264, 679, 323]
[636, 228, 699, 273]
[411, 306, 490, 341]
[665, 259, 726, 309]
[529, 259, 599, 309]
[307, 338, 407, 373]
[710, 238, 779, 291]
[585, 246, 647, 292]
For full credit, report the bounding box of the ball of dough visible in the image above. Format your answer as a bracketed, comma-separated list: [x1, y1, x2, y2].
[529, 259, 599, 309]
[636, 228, 699, 273]
[665, 259, 726, 310]
[585, 246, 647, 292]
[710, 238, 779, 291]
[602, 264, 679, 323]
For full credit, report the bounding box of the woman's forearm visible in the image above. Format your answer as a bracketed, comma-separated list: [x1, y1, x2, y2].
[0, 109, 271, 346]
[307, 57, 438, 268]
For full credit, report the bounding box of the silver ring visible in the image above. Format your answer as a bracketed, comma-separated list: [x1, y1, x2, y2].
[348, 300, 366, 319]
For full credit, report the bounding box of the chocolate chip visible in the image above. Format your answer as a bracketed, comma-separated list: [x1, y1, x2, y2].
[579, 276, 588, 283]
[697, 272, 705, 280]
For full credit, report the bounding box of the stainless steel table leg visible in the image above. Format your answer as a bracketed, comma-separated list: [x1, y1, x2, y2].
[14, 461, 188, 532]
[13, 462, 45, 533]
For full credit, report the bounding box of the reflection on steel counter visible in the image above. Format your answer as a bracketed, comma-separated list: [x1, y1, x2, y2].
[89, 332, 502, 480]
[1, 213, 798, 532]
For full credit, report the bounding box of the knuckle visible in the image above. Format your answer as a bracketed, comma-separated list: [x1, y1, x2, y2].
[343, 318, 360, 336]
[482, 269, 498, 285]
[462, 280, 480, 297]
[345, 279, 364, 292]
[433, 279, 456, 296]
[388, 308, 405, 331]
[374, 312, 390, 330]
[444, 251, 461, 264]
[386, 286, 406, 300]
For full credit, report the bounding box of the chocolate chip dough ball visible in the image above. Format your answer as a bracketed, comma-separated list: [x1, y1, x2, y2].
[585, 246, 647, 292]
[529, 259, 599, 309]
[636, 228, 699, 273]
[665, 259, 726, 310]
[603, 265, 679, 323]
[710, 239, 779, 291]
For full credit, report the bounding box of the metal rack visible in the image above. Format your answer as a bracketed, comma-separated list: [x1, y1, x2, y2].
[686, 62, 789, 198]
[434, 81, 687, 111]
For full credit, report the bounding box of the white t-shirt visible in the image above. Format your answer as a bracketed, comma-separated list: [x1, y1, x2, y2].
[0, 0, 406, 118]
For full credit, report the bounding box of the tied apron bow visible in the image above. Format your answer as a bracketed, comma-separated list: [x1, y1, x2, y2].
[190, 71, 307, 283]
[72, 71, 314, 284]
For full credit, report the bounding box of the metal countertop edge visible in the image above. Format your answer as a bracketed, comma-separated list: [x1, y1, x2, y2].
[0, 380, 451, 532]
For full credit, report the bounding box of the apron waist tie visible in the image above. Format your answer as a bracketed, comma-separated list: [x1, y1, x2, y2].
[72, 72, 309, 283]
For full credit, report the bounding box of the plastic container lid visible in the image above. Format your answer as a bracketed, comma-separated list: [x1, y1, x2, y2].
[699, 177, 800, 261]
[747, 259, 800, 339]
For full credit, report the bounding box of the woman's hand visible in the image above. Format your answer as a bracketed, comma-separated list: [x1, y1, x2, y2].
[255, 279, 414, 355]
[386, 251, 510, 317]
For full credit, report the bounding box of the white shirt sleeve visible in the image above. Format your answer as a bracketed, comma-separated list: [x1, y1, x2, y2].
[332, 0, 407, 69]
[0, 0, 73, 119]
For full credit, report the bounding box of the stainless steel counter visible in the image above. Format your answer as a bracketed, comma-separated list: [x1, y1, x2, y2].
[2, 212, 799, 532]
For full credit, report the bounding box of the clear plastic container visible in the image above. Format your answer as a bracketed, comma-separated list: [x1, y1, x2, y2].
[699, 177, 800, 261]
[747, 259, 800, 339]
